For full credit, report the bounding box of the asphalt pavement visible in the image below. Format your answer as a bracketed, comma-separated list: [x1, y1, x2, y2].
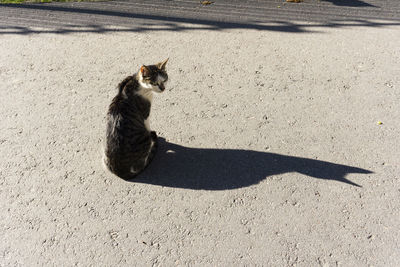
[1, 0, 400, 34]
[1, 0, 399, 266]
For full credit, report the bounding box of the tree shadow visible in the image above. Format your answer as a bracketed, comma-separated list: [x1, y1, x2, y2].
[1, 2, 398, 35]
[132, 138, 372, 190]
[322, 0, 377, 7]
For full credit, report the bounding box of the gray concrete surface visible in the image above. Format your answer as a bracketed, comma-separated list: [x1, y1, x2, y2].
[1, 0, 400, 266]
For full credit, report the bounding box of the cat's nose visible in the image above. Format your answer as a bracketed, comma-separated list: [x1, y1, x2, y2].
[159, 83, 165, 91]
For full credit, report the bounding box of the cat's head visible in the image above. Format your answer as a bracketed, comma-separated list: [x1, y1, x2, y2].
[138, 59, 169, 93]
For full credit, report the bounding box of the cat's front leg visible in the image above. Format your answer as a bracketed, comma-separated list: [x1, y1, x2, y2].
[150, 131, 159, 151]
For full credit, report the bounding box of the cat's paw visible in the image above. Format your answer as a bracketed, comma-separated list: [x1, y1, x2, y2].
[150, 131, 158, 140]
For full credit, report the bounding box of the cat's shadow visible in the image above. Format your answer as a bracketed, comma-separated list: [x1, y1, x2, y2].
[133, 138, 372, 190]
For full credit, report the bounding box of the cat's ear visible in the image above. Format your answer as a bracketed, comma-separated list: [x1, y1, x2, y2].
[157, 58, 169, 70]
[140, 65, 150, 77]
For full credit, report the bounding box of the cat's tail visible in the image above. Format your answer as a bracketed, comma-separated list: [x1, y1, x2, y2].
[102, 153, 139, 181]
[117, 170, 139, 181]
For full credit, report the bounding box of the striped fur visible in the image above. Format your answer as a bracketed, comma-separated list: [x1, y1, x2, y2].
[103, 60, 168, 180]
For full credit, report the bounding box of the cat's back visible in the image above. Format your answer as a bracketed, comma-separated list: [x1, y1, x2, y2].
[107, 75, 136, 116]
[105, 75, 148, 152]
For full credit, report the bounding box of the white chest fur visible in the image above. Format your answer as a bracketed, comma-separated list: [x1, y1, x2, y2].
[137, 85, 153, 132]
[137, 87, 153, 103]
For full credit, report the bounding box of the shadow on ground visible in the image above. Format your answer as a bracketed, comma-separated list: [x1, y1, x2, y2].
[133, 138, 372, 190]
[2, 20, 399, 35]
[322, 0, 376, 7]
[1, 2, 399, 35]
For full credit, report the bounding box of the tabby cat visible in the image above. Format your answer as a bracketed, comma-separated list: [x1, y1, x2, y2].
[103, 59, 169, 180]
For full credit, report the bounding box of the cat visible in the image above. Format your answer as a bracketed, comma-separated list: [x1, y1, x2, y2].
[103, 59, 169, 180]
